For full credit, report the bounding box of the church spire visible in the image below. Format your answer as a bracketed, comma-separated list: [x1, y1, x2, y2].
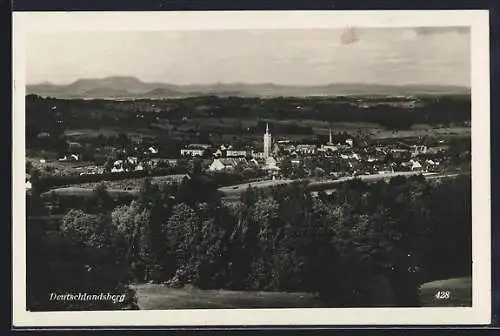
[328, 128, 333, 144]
[266, 122, 269, 134]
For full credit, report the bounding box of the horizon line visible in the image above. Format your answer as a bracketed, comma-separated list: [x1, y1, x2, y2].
[27, 76, 472, 89]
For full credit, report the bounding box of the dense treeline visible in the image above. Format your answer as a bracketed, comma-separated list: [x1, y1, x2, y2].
[27, 170, 471, 310]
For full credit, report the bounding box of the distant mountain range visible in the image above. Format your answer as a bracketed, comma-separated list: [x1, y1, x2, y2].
[26, 76, 471, 99]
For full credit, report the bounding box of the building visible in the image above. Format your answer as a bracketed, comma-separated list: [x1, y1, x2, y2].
[411, 145, 427, 157]
[411, 160, 423, 171]
[180, 148, 205, 156]
[252, 151, 266, 159]
[180, 144, 212, 157]
[263, 123, 272, 158]
[264, 156, 280, 172]
[148, 146, 159, 154]
[295, 144, 317, 155]
[282, 143, 296, 154]
[208, 158, 247, 172]
[327, 128, 334, 145]
[111, 160, 125, 173]
[226, 149, 247, 158]
[320, 129, 339, 152]
[25, 174, 32, 190]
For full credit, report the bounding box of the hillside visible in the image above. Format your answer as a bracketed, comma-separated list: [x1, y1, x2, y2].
[26, 76, 471, 99]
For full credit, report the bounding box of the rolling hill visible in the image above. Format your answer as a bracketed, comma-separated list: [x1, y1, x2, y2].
[26, 76, 471, 99]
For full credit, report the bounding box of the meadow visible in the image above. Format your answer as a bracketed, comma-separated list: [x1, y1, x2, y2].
[132, 277, 472, 309]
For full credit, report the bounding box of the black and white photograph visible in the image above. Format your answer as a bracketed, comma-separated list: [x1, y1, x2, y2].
[12, 10, 491, 327]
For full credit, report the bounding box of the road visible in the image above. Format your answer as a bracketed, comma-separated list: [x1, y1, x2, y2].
[219, 171, 467, 196]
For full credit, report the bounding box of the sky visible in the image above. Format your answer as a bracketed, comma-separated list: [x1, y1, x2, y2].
[26, 27, 470, 87]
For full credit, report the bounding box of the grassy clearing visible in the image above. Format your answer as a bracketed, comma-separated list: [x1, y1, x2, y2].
[69, 174, 185, 190]
[370, 127, 470, 140]
[418, 277, 472, 307]
[131, 276, 472, 310]
[132, 284, 324, 310]
[44, 187, 139, 198]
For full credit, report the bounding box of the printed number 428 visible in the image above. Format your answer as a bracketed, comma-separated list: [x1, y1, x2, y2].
[435, 291, 451, 299]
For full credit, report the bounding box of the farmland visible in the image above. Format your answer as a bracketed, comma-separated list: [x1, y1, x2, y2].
[26, 94, 470, 153]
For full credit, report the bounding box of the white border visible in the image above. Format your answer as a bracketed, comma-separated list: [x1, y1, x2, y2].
[12, 10, 491, 327]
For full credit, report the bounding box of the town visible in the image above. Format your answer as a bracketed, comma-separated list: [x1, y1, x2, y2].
[26, 117, 470, 195]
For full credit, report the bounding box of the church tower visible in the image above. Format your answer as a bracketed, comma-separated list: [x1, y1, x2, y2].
[328, 128, 333, 145]
[263, 123, 272, 158]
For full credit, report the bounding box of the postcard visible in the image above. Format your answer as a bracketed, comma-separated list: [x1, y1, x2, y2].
[12, 10, 491, 327]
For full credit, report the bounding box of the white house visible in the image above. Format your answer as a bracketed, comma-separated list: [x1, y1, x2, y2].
[411, 145, 427, 157]
[264, 157, 280, 171]
[111, 166, 125, 173]
[25, 174, 32, 190]
[148, 146, 159, 154]
[321, 144, 338, 152]
[411, 160, 423, 171]
[295, 144, 317, 155]
[111, 160, 124, 173]
[208, 158, 247, 172]
[181, 144, 212, 157]
[226, 150, 247, 158]
[252, 151, 266, 159]
[180, 148, 205, 157]
[127, 157, 138, 165]
[426, 159, 438, 166]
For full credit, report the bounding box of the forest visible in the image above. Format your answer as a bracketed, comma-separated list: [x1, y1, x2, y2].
[26, 166, 471, 310]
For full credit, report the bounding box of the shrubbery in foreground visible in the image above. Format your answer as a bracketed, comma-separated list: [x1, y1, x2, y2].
[27, 174, 471, 309]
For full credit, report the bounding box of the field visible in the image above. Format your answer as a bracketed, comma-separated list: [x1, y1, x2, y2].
[133, 284, 325, 309]
[132, 277, 472, 309]
[26, 157, 97, 177]
[68, 174, 186, 190]
[64, 127, 168, 143]
[418, 277, 472, 307]
[369, 126, 470, 140]
[61, 121, 470, 144]
[42, 186, 140, 198]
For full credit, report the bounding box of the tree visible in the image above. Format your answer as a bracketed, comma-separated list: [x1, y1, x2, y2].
[278, 157, 293, 178]
[292, 164, 308, 179]
[313, 167, 325, 179]
[176, 158, 190, 173]
[26, 160, 33, 173]
[104, 158, 114, 173]
[188, 157, 203, 177]
[164, 203, 201, 286]
[26, 209, 139, 311]
[86, 182, 114, 214]
[246, 198, 281, 289]
[26, 168, 48, 217]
